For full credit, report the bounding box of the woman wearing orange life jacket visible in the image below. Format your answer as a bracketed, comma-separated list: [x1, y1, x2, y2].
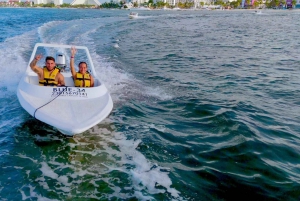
[70, 46, 94, 87]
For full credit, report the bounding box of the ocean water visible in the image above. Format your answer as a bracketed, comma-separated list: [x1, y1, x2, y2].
[0, 7, 300, 200]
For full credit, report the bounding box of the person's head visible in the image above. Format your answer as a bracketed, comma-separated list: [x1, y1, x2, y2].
[78, 62, 88, 74]
[45, 56, 56, 71]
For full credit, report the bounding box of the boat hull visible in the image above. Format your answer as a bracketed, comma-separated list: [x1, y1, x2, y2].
[17, 75, 113, 136]
[129, 12, 138, 19]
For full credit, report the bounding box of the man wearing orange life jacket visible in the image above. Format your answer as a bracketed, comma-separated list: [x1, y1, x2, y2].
[70, 46, 94, 87]
[30, 55, 65, 86]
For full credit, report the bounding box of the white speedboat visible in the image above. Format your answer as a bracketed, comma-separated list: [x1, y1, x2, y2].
[129, 12, 138, 19]
[17, 43, 113, 136]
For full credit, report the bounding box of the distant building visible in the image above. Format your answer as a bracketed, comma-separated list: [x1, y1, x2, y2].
[8, 0, 20, 3]
[7, 0, 20, 6]
[54, 0, 62, 5]
[33, 0, 42, 4]
[70, 0, 101, 5]
[165, 0, 175, 6]
[7, 0, 19, 3]
[130, 0, 149, 5]
[296, 0, 300, 8]
[153, 0, 215, 7]
[33, 0, 62, 5]
[124, 2, 133, 8]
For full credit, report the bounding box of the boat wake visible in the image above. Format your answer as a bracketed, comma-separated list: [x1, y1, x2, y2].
[0, 17, 181, 200]
[14, 122, 181, 200]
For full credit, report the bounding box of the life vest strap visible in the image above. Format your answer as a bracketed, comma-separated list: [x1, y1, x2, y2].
[76, 77, 91, 81]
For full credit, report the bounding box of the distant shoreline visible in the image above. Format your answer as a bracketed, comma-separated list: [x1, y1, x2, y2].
[0, 6, 299, 11]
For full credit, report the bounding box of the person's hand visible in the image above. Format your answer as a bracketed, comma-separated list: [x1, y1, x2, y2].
[71, 46, 77, 57]
[35, 54, 42, 61]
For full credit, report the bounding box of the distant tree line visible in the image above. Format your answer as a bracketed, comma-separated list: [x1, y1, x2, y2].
[101, 1, 120, 8]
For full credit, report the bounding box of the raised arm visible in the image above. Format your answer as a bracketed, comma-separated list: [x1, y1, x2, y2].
[30, 54, 43, 75]
[70, 47, 77, 78]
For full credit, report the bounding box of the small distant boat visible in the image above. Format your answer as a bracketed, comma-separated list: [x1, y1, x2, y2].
[129, 12, 138, 19]
[17, 43, 113, 136]
[255, 10, 262, 14]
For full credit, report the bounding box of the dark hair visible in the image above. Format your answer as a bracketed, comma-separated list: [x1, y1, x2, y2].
[78, 61, 87, 67]
[45, 56, 55, 62]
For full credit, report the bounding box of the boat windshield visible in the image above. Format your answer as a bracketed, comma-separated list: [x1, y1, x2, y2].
[34, 46, 92, 73]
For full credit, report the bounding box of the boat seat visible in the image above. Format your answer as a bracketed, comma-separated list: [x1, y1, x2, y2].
[64, 77, 75, 87]
[28, 76, 39, 85]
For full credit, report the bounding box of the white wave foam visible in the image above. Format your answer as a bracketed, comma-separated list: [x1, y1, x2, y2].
[22, 128, 181, 200]
[38, 20, 67, 44]
[0, 31, 36, 96]
[143, 85, 173, 100]
[102, 130, 181, 199]
[20, 184, 59, 201]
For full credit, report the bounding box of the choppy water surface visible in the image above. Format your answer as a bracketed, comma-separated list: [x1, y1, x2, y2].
[0, 8, 300, 200]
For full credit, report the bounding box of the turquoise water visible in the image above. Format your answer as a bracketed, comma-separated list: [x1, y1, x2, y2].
[0, 8, 300, 200]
